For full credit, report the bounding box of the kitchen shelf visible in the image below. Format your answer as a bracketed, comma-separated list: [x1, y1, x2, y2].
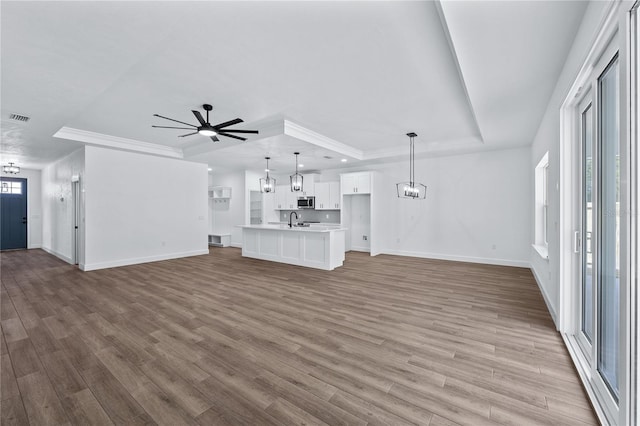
[209, 186, 232, 199]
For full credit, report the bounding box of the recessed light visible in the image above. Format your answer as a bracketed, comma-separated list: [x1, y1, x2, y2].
[207, 167, 212, 172]
[341, 158, 347, 162]
[299, 164, 304, 168]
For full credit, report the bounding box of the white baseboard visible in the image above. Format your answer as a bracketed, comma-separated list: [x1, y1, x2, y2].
[530, 264, 558, 329]
[349, 246, 370, 253]
[41, 246, 73, 264]
[81, 249, 209, 271]
[28, 244, 42, 249]
[381, 249, 530, 268]
[230, 243, 242, 248]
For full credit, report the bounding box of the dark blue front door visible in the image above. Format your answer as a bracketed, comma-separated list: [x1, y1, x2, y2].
[1, 177, 27, 250]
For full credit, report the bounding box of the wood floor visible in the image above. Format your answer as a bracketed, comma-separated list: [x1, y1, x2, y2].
[0, 248, 597, 426]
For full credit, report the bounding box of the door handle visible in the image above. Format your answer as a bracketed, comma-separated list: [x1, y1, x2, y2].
[573, 231, 580, 254]
[22, 217, 27, 224]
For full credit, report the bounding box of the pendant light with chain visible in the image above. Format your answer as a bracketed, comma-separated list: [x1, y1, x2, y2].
[396, 132, 426, 199]
[290, 152, 303, 192]
[259, 157, 276, 193]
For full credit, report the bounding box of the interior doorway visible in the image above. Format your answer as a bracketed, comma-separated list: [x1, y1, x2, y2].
[0, 177, 28, 250]
[72, 176, 80, 265]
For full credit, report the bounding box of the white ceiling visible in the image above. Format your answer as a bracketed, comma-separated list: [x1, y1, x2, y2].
[1, 1, 588, 173]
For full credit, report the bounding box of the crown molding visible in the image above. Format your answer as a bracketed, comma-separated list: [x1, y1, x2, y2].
[284, 120, 363, 160]
[53, 127, 183, 159]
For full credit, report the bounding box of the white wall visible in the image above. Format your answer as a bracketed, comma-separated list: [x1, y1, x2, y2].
[41, 148, 85, 263]
[378, 148, 530, 266]
[317, 147, 532, 266]
[1, 167, 42, 248]
[83, 146, 208, 270]
[530, 1, 611, 322]
[209, 170, 245, 247]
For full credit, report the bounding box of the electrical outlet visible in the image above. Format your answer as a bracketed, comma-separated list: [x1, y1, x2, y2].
[396, 238, 400, 243]
[363, 235, 368, 241]
[491, 244, 496, 250]
[326, 214, 329, 219]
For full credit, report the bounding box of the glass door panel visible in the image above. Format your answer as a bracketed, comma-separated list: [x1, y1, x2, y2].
[597, 55, 620, 400]
[581, 102, 594, 344]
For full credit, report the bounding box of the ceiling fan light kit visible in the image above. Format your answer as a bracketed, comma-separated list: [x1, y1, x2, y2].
[290, 152, 303, 192]
[396, 132, 426, 199]
[2, 162, 20, 174]
[152, 103, 258, 142]
[260, 157, 276, 193]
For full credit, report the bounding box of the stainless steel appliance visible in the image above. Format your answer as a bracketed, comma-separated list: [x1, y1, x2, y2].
[297, 196, 315, 209]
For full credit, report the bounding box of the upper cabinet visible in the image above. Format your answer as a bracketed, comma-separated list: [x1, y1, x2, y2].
[273, 175, 320, 209]
[274, 185, 297, 210]
[316, 182, 341, 210]
[297, 174, 316, 197]
[329, 182, 341, 209]
[341, 172, 371, 195]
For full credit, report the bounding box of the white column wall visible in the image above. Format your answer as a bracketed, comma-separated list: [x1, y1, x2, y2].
[82, 146, 208, 270]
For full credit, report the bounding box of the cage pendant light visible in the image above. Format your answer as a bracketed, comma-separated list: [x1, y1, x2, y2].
[260, 157, 276, 193]
[290, 152, 303, 192]
[2, 162, 20, 174]
[396, 132, 426, 199]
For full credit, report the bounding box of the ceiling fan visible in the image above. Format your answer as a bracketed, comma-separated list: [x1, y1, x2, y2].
[152, 104, 258, 142]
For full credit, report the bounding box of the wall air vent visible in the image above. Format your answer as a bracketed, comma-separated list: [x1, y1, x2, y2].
[323, 155, 333, 159]
[9, 113, 30, 122]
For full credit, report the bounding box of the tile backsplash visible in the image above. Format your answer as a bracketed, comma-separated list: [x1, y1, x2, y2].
[279, 210, 340, 224]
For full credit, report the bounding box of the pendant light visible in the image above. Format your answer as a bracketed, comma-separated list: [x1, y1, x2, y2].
[290, 152, 303, 192]
[396, 132, 426, 199]
[2, 162, 20, 174]
[259, 157, 276, 193]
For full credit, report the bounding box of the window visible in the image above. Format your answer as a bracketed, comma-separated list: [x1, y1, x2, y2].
[0, 180, 22, 194]
[533, 152, 549, 259]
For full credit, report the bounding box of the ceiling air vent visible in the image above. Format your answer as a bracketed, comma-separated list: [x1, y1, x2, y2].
[9, 113, 30, 122]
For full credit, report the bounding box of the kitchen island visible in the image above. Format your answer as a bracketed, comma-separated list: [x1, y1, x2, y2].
[239, 224, 346, 270]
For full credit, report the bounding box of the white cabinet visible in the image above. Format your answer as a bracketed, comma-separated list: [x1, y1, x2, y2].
[329, 181, 341, 209]
[341, 172, 370, 195]
[298, 174, 316, 197]
[275, 185, 298, 210]
[315, 181, 341, 210]
[274, 185, 288, 210]
[314, 182, 330, 209]
[340, 171, 381, 256]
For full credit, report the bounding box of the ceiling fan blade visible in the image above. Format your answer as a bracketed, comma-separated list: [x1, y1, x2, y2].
[216, 129, 259, 134]
[192, 110, 207, 125]
[210, 136, 220, 142]
[153, 114, 196, 127]
[214, 118, 243, 129]
[217, 132, 247, 141]
[152, 125, 195, 130]
[178, 132, 198, 137]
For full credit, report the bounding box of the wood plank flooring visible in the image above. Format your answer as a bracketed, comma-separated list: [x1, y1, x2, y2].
[0, 248, 597, 425]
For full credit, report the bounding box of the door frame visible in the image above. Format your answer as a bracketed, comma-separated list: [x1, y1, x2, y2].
[0, 176, 28, 250]
[71, 175, 80, 265]
[559, 1, 636, 424]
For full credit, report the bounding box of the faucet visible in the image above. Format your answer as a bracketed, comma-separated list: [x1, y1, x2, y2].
[289, 211, 298, 228]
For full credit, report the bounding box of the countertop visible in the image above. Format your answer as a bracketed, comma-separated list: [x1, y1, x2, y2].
[239, 224, 347, 233]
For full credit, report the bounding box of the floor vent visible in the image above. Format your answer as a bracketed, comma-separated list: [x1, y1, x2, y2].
[9, 113, 30, 122]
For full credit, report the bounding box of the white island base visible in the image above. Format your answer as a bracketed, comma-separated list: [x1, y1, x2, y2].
[240, 225, 346, 270]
